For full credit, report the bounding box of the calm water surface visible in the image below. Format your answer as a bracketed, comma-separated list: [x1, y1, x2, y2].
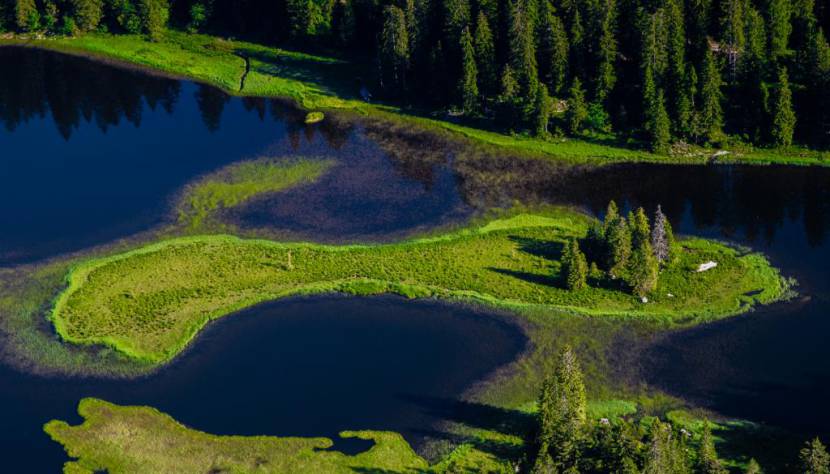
[0, 296, 524, 471]
[1, 48, 830, 467]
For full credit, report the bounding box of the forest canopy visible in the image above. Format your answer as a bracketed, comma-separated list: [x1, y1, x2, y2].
[1, 0, 829, 151]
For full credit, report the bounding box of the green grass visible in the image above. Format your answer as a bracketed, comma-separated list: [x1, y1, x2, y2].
[50, 209, 786, 364]
[4, 31, 829, 167]
[45, 398, 432, 474]
[305, 111, 325, 124]
[174, 156, 334, 228]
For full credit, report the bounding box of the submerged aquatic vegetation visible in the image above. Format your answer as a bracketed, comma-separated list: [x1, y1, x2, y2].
[175, 157, 335, 229]
[49, 209, 786, 364]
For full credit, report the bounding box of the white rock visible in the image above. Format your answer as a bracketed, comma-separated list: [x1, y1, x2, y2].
[641, 296, 649, 303]
[696, 261, 718, 272]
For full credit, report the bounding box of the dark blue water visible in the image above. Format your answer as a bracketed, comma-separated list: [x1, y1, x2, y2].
[2, 47, 830, 469]
[0, 296, 524, 471]
[0, 47, 468, 265]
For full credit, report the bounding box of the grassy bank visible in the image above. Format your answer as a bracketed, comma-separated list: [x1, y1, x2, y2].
[3, 31, 828, 167]
[51, 209, 786, 364]
[174, 156, 334, 229]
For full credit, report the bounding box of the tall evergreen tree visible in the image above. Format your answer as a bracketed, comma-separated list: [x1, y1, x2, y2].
[651, 205, 675, 265]
[534, 83, 550, 136]
[646, 88, 672, 152]
[644, 422, 692, 474]
[745, 459, 763, 474]
[15, 0, 38, 31]
[561, 238, 588, 290]
[800, 438, 830, 474]
[771, 66, 796, 146]
[379, 6, 410, 95]
[539, 345, 587, 471]
[606, 215, 631, 277]
[699, 48, 725, 144]
[720, 0, 745, 74]
[566, 77, 587, 134]
[697, 420, 728, 474]
[458, 26, 479, 114]
[473, 12, 497, 94]
[768, 0, 792, 62]
[627, 207, 658, 297]
[593, 0, 617, 101]
[509, 0, 540, 105]
[537, 0, 569, 95]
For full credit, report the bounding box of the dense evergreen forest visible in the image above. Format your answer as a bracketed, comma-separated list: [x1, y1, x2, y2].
[1, 0, 829, 152]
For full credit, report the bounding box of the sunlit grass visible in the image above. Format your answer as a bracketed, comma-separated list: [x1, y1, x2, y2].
[50, 210, 786, 364]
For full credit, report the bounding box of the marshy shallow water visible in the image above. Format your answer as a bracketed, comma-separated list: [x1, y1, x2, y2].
[1, 47, 830, 468]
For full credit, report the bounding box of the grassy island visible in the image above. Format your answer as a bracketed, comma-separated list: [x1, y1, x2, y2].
[3, 32, 828, 167]
[45, 398, 431, 474]
[50, 209, 785, 364]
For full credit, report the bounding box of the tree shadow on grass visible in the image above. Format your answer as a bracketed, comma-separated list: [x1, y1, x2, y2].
[508, 236, 564, 260]
[400, 395, 536, 461]
[489, 267, 561, 288]
[234, 46, 362, 100]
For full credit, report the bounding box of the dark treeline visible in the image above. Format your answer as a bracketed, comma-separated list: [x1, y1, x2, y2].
[529, 345, 830, 473]
[1, 0, 829, 150]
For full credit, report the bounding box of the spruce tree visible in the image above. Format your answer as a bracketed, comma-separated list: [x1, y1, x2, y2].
[604, 200, 620, 231]
[771, 67, 796, 147]
[700, 48, 725, 144]
[458, 27, 479, 115]
[537, 0, 569, 96]
[768, 0, 792, 62]
[562, 239, 588, 290]
[720, 0, 745, 74]
[698, 420, 728, 474]
[545, 345, 587, 471]
[651, 205, 675, 265]
[566, 77, 587, 135]
[534, 83, 550, 136]
[644, 421, 692, 474]
[800, 438, 830, 474]
[15, 0, 38, 32]
[606, 216, 631, 277]
[70, 0, 104, 32]
[380, 6, 410, 96]
[594, 0, 617, 101]
[509, 0, 539, 106]
[627, 208, 658, 297]
[497, 66, 521, 129]
[473, 12, 496, 95]
[646, 88, 672, 153]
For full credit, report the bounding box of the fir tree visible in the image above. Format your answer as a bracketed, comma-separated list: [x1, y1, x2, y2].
[458, 26, 479, 114]
[566, 77, 587, 135]
[720, 0, 745, 74]
[562, 239, 588, 290]
[800, 438, 830, 474]
[646, 88, 672, 153]
[43, 1, 58, 31]
[644, 422, 692, 474]
[541, 345, 587, 470]
[771, 67, 796, 147]
[15, 0, 38, 32]
[768, 0, 792, 61]
[651, 205, 675, 265]
[473, 12, 496, 95]
[537, 0, 569, 95]
[380, 6, 410, 95]
[700, 48, 725, 144]
[606, 215, 631, 277]
[697, 420, 728, 474]
[627, 208, 658, 297]
[594, 0, 617, 101]
[509, 0, 540, 104]
[534, 83, 551, 136]
[497, 65, 521, 128]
